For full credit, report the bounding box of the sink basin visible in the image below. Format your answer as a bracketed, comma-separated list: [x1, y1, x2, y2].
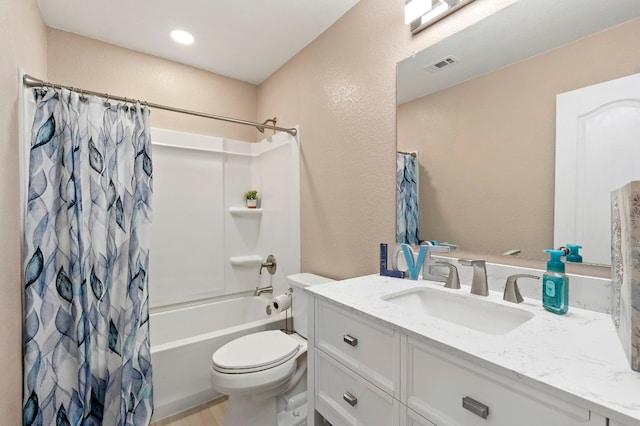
[381, 287, 534, 335]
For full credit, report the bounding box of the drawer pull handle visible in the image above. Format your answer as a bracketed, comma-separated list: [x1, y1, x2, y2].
[462, 396, 489, 419]
[343, 392, 358, 407]
[343, 334, 358, 346]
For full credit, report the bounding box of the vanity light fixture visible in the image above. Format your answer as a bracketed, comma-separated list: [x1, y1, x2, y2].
[406, 0, 477, 35]
[170, 29, 195, 45]
[405, 0, 432, 24]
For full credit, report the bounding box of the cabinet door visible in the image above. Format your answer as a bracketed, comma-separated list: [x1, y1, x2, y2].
[316, 300, 401, 397]
[315, 349, 400, 426]
[400, 405, 437, 426]
[404, 336, 593, 426]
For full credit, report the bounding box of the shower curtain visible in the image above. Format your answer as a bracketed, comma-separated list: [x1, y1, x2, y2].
[397, 152, 420, 245]
[23, 88, 154, 425]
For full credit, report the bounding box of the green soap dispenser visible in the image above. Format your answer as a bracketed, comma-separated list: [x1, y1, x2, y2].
[542, 249, 569, 315]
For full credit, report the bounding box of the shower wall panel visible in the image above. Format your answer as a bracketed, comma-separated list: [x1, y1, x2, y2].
[149, 128, 300, 309]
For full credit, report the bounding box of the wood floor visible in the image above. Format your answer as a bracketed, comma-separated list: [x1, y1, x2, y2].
[151, 398, 227, 426]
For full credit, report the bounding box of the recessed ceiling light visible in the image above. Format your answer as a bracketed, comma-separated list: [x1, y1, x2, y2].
[170, 29, 194, 45]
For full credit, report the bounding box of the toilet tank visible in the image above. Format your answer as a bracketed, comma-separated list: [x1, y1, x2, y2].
[289, 273, 334, 338]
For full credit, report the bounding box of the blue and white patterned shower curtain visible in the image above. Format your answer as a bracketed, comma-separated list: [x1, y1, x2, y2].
[23, 88, 154, 425]
[397, 152, 420, 245]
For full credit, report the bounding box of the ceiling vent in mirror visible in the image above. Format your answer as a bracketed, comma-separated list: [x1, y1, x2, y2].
[425, 56, 460, 73]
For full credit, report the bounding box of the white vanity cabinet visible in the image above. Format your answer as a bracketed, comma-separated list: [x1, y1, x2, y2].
[403, 336, 600, 426]
[312, 300, 401, 425]
[309, 297, 608, 426]
[315, 300, 401, 397]
[315, 349, 401, 425]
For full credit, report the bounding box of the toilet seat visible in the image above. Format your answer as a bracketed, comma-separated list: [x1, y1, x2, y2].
[213, 330, 301, 374]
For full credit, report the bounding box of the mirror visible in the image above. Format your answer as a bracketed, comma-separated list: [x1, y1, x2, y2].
[397, 0, 640, 263]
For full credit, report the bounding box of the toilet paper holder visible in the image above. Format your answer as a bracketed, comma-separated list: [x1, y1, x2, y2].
[269, 289, 295, 335]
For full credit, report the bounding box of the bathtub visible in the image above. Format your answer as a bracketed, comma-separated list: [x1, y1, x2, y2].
[150, 295, 287, 421]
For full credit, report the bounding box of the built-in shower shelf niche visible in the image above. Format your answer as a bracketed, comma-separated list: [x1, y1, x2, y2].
[229, 255, 264, 267]
[229, 207, 263, 217]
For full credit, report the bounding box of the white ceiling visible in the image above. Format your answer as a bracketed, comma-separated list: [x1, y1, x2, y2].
[37, 0, 360, 85]
[398, 0, 640, 104]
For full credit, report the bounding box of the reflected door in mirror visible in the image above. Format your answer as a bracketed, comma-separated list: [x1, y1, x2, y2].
[555, 73, 640, 265]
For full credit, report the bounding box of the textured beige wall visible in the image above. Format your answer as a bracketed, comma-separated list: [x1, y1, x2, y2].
[47, 28, 259, 141]
[0, 0, 520, 416]
[258, 0, 517, 279]
[0, 0, 47, 422]
[398, 18, 640, 258]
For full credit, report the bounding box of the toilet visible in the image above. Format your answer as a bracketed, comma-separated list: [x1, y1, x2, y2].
[210, 273, 334, 426]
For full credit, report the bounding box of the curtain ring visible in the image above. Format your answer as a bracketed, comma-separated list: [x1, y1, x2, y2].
[104, 93, 111, 108]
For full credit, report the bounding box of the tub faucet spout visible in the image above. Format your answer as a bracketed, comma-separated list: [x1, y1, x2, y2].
[254, 285, 273, 296]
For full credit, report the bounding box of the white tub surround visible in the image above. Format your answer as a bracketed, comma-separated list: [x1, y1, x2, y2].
[149, 127, 300, 308]
[306, 274, 640, 426]
[150, 296, 286, 421]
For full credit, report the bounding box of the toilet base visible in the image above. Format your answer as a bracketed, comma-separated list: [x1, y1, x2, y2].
[223, 391, 307, 426]
[277, 392, 307, 426]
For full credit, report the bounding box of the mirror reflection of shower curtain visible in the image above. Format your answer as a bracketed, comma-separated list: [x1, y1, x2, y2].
[397, 152, 419, 244]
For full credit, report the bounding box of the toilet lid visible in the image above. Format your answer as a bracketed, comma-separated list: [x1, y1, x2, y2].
[213, 330, 300, 372]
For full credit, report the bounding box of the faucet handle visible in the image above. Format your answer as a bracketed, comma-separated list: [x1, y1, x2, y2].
[436, 261, 460, 289]
[259, 254, 277, 275]
[503, 274, 539, 303]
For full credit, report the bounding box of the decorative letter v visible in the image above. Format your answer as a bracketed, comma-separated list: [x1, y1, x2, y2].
[402, 244, 428, 280]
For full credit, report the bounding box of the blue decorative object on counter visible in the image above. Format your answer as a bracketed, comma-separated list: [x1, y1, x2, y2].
[379, 243, 405, 278]
[542, 249, 569, 315]
[402, 244, 428, 280]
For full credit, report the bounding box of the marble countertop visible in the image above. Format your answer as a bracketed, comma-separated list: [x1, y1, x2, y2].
[307, 274, 640, 425]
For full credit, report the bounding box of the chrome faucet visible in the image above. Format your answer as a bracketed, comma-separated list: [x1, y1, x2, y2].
[254, 285, 274, 296]
[503, 274, 539, 303]
[458, 259, 489, 296]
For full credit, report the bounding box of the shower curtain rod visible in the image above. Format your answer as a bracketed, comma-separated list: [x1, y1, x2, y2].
[22, 74, 298, 136]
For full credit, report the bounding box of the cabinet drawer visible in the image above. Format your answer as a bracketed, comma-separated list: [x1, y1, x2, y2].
[316, 300, 400, 396]
[315, 349, 400, 426]
[404, 337, 592, 426]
